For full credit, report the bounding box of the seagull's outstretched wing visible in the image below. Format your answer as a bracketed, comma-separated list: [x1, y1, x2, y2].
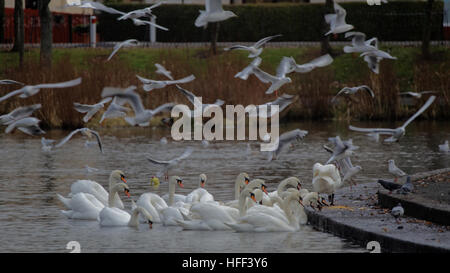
[151, 103, 175, 115]
[348, 125, 396, 135]
[252, 67, 277, 84]
[0, 79, 24, 85]
[54, 129, 83, 148]
[33, 77, 82, 89]
[0, 88, 27, 103]
[401, 95, 436, 129]
[155, 63, 174, 80]
[253, 34, 282, 49]
[107, 39, 138, 61]
[101, 86, 144, 115]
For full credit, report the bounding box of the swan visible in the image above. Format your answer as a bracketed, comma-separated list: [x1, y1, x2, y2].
[175, 181, 259, 230]
[159, 176, 190, 226]
[59, 181, 130, 220]
[312, 163, 342, 205]
[185, 174, 215, 204]
[57, 170, 128, 210]
[224, 172, 251, 208]
[225, 191, 304, 232]
[136, 192, 167, 223]
[264, 177, 302, 206]
[99, 200, 153, 228]
[161, 175, 187, 205]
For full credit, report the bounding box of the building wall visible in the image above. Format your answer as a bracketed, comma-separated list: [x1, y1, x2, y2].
[5, 0, 93, 15]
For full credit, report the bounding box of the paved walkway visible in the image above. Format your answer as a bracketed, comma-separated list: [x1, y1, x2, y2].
[305, 168, 450, 253]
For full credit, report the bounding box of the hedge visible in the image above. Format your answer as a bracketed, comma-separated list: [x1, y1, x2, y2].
[97, 2, 445, 42]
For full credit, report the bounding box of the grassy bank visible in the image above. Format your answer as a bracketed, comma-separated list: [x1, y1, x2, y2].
[0, 45, 449, 129]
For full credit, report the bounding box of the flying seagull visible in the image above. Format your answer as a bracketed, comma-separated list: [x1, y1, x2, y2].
[54, 128, 103, 153]
[287, 54, 334, 73]
[136, 74, 195, 92]
[174, 85, 224, 117]
[101, 86, 175, 126]
[194, 0, 237, 28]
[235, 57, 262, 80]
[224, 34, 282, 58]
[252, 56, 293, 95]
[326, 136, 358, 165]
[5, 117, 45, 136]
[349, 95, 436, 142]
[106, 39, 138, 61]
[154, 63, 174, 80]
[73, 97, 112, 123]
[146, 147, 194, 179]
[99, 97, 131, 124]
[331, 85, 375, 103]
[266, 129, 308, 161]
[0, 104, 41, 126]
[324, 2, 354, 36]
[0, 78, 82, 103]
[343, 32, 378, 54]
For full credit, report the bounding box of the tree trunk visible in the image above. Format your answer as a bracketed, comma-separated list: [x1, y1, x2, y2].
[321, 0, 334, 56]
[0, 0, 4, 43]
[210, 22, 220, 55]
[11, 0, 24, 67]
[38, 0, 52, 67]
[421, 0, 434, 60]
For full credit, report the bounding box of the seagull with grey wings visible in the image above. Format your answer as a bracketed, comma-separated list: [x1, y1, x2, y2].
[136, 74, 196, 92]
[106, 39, 139, 61]
[194, 0, 237, 28]
[324, 2, 354, 36]
[266, 129, 308, 161]
[101, 86, 175, 127]
[0, 104, 41, 126]
[235, 57, 262, 80]
[325, 136, 359, 165]
[349, 95, 436, 142]
[388, 159, 407, 182]
[251, 56, 293, 95]
[146, 147, 194, 180]
[117, 1, 165, 21]
[224, 34, 282, 58]
[323, 144, 361, 188]
[343, 31, 378, 54]
[99, 97, 132, 124]
[73, 97, 112, 123]
[331, 85, 375, 103]
[287, 54, 334, 73]
[5, 117, 45, 136]
[54, 127, 104, 154]
[0, 77, 82, 103]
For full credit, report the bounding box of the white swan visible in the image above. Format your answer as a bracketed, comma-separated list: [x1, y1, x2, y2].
[57, 170, 128, 210]
[312, 163, 342, 205]
[176, 180, 259, 230]
[161, 175, 187, 205]
[225, 191, 304, 232]
[159, 176, 189, 226]
[136, 192, 167, 223]
[224, 172, 251, 208]
[59, 181, 130, 220]
[185, 174, 215, 204]
[265, 177, 301, 205]
[99, 200, 153, 228]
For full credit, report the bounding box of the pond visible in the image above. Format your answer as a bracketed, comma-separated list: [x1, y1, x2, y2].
[0, 120, 448, 253]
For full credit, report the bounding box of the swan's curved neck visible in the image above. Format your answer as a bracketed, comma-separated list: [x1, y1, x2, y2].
[234, 177, 243, 200]
[168, 179, 176, 206]
[282, 194, 299, 225]
[238, 189, 251, 217]
[108, 182, 127, 207]
[128, 207, 150, 227]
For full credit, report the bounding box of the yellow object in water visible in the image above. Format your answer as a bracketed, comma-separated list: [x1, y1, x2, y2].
[150, 176, 160, 190]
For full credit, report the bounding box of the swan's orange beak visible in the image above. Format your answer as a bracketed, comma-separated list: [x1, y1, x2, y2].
[299, 199, 304, 208]
[121, 177, 127, 184]
[261, 185, 268, 194]
[148, 221, 153, 229]
[177, 180, 184, 188]
[245, 177, 249, 185]
[124, 189, 130, 197]
[250, 193, 256, 203]
[200, 181, 205, 188]
[297, 183, 302, 190]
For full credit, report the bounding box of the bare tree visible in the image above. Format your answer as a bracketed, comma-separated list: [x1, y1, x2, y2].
[0, 0, 4, 43]
[11, 0, 24, 67]
[38, 0, 52, 67]
[210, 22, 219, 55]
[422, 0, 435, 60]
[321, 0, 334, 56]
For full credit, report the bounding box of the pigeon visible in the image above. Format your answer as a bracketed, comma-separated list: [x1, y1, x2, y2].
[390, 203, 404, 224]
[396, 176, 414, 195]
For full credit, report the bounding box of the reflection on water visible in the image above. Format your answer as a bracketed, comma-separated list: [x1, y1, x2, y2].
[0, 120, 448, 253]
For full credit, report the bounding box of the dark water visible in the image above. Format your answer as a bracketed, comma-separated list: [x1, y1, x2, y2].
[0, 120, 448, 253]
